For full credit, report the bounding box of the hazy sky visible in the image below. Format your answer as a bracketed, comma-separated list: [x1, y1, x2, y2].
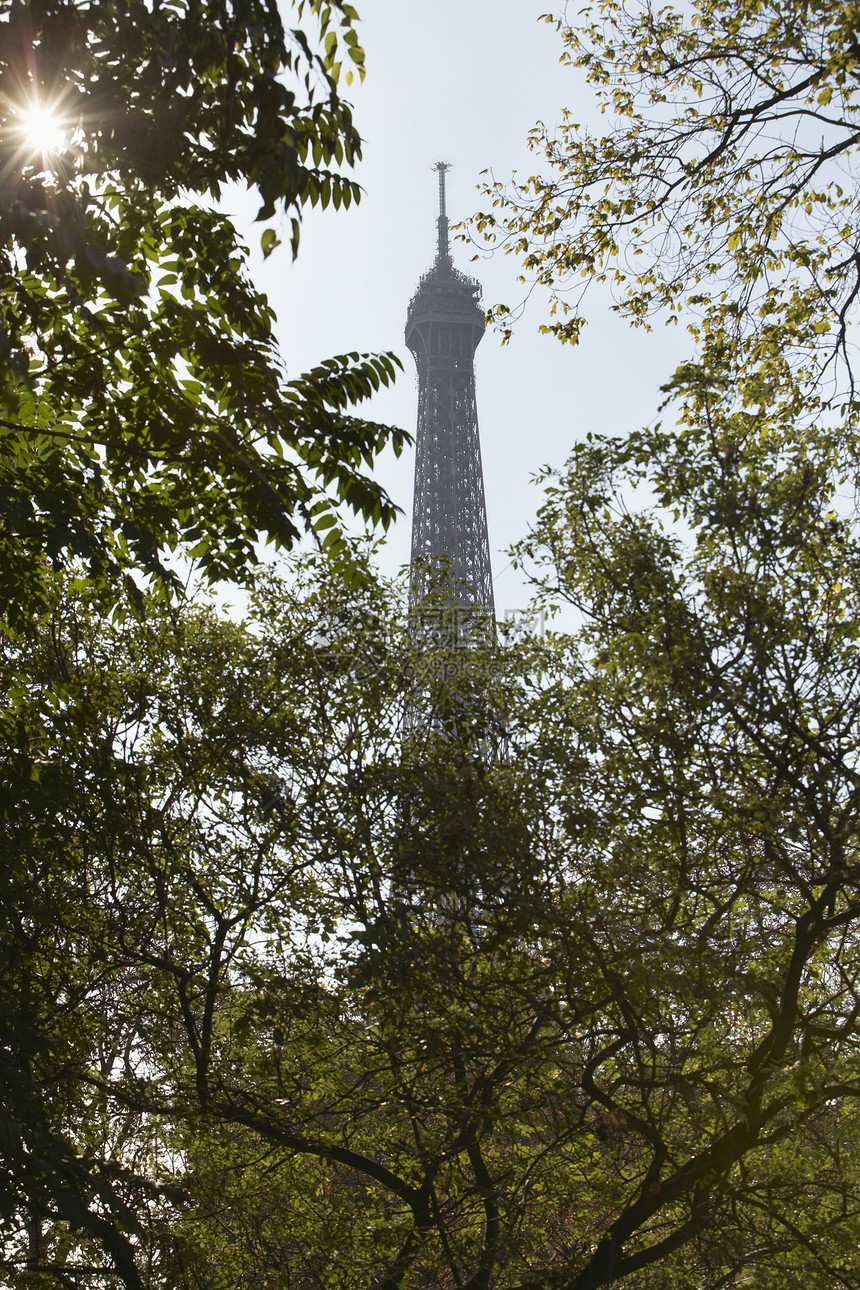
[232, 1, 687, 615]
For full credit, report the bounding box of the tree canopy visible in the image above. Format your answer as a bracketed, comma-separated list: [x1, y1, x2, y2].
[9, 1, 860, 1288]
[461, 0, 860, 1283]
[476, 0, 860, 455]
[6, 522, 860, 1290]
[0, 0, 405, 626]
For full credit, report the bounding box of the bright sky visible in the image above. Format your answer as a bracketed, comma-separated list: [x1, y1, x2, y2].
[233, 0, 687, 616]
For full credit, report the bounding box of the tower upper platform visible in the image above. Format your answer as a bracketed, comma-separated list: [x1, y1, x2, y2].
[405, 260, 485, 347]
[405, 162, 485, 352]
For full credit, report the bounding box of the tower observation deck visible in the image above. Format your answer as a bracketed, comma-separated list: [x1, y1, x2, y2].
[407, 164, 495, 623]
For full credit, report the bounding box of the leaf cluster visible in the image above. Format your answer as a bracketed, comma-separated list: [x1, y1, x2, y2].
[0, 0, 405, 625]
[474, 0, 860, 442]
[6, 534, 860, 1290]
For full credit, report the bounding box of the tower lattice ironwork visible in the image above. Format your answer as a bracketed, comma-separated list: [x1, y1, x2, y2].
[407, 163, 494, 623]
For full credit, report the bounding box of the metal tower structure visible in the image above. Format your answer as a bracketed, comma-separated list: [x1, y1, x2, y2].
[407, 163, 494, 626]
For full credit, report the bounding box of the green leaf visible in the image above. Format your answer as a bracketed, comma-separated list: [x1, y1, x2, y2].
[261, 228, 282, 259]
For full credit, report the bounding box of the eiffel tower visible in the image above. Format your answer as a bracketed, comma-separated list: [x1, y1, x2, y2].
[406, 163, 494, 630]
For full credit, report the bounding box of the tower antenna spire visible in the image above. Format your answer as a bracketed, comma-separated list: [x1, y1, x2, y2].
[434, 160, 450, 260]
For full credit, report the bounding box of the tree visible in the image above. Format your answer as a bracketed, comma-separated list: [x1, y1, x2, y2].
[0, 0, 406, 627]
[12, 3, 860, 1278]
[7, 530, 860, 1290]
[457, 0, 860, 1281]
[0, 550, 525, 1289]
[475, 0, 860, 457]
[0, 550, 404, 1287]
[501, 426, 860, 1289]
[8, 3, 860, 1288]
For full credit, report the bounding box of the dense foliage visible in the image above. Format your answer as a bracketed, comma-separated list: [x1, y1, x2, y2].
[0, 554, 517, 1287]
[466, 0, 860, 1283]
[0, 0, 405, 626]
[476, 0, 860, 447]
[6, 515, 860, 1289]
[7, 0, 860, 1287]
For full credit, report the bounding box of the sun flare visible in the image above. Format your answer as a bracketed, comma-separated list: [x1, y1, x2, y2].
[17, 103, 67, 157]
